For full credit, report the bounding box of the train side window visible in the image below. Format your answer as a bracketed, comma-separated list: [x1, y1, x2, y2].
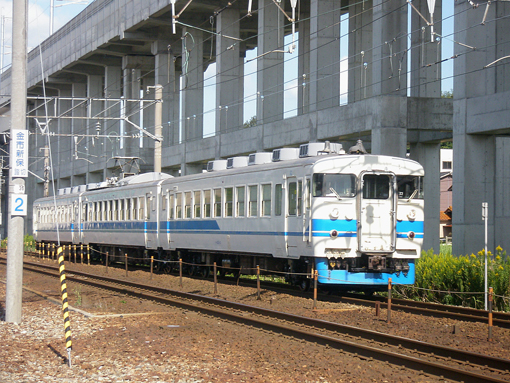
[297, 180, 302, 216]
[185, 192, 192, 218]
[194, 191, 201, 218]
[248, 185, 258, 217]
[132, 198, 138, 220]
[275, 184, 282, 216]
[203, 190, 211, 218]
[146, 196, 151, 220]
[139, 197, 145, 220]
[108, 201, 112, 221]
[236, 186, 245, 217]
[119, 199, 123, 221]
[214, 188, 222, 217]
[169, 194, 175, 220]
[225, 187, 233, 217]
[288, 182, 297, 216]
[176, 192, 183, 219]
[262, 184, 271, 216]
[126, 199, 131, 220]
[162, 194, 167, 211]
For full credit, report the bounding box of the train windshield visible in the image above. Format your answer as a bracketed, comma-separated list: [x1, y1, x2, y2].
[312, 173, 356, 198]
[396, 175, 424, 199]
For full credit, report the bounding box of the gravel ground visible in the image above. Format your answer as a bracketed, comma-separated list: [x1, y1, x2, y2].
[1, 256, 509, 382]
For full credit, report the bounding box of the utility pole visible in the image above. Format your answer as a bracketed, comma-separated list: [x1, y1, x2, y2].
[154, 85, 163, 173]
[5, 0, 28, 323]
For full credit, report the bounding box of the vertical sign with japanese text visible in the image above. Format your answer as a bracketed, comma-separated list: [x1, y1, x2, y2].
[12, 129, 28, 177]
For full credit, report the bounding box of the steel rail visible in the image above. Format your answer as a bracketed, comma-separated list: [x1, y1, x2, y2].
[6, 258, 510, 382]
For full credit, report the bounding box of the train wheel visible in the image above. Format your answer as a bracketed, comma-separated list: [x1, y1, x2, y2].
[196, 265, 210, 279]
[297, 278, 311, 292]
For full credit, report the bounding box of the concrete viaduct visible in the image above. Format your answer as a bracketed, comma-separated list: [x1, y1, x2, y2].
[0, 0, 509, 256]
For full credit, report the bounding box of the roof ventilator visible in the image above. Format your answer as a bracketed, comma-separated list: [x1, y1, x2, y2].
[272, 148, 300, 162]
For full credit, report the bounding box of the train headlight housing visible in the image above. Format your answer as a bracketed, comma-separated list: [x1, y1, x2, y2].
[330, 208, 340, 219]
[330, 230, 338, 238]
[407, 231, 415, 239]
[407, 209, 416, 221]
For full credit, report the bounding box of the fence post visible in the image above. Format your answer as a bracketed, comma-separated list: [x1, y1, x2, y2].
[106, 252, 109, 273]
[87, 245, 90, 263]
[125, 253, 128, 277]
[57, 246, 73, 368]
[179, 258, 183, 288]
[256, 265, 261, 300]
[213, 262, 218, 294]
[73, 245, 77, 264]
[150, 256, 154, 280]
[387, 278, 392, 323]
[313, 270, 318, 310]
[488, 287, 493, 342]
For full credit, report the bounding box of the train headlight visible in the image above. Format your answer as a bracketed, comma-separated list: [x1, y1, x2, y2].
[407, 209, 416, 220]
[330, 208, 340, 219]
[330, 230, 338, 238]
[407, 231, 415, 239]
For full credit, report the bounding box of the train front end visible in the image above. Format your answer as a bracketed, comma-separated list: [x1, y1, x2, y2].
[310, 155, 424, 291]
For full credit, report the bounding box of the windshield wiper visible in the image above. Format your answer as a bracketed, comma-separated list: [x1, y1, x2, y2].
[407, 189, 418, 202]
[329, 187, 342, 200]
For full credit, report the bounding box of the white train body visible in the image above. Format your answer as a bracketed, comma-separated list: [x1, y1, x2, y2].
[33, 146, 424, 290]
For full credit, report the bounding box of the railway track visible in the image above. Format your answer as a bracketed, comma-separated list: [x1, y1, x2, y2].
[3, 256, 510, 383]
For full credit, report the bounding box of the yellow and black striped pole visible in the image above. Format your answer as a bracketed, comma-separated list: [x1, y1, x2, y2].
[57, 246, 73, 367]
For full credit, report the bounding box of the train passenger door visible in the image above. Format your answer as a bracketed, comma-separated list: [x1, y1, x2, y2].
[358, 173, 396, 252]
[286, 177, 303, 257]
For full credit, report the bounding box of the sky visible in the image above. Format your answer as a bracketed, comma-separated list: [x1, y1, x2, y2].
[0, 0, 455, 136]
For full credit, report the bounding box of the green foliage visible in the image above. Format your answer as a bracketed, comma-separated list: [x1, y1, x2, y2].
[441, 89, 453, 98]
[243, 116, 257, 129]
[396, 246, 510, 311]
[440, 141, 453, 149]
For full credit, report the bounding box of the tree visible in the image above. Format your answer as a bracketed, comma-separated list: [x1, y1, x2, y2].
[243, 116, 257, 129]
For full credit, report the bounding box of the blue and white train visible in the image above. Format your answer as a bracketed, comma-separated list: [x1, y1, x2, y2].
[33, 141, 424, 291]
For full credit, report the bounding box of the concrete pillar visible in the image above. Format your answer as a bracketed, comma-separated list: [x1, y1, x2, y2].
[410, 142, 440, 253]
[257, 0, 284, 123]
[348, 0, 373, 102]
[371, 97, 407, 157]
[309, 0, 340, 111]
[87, 74, 104, 162]
[71, 82, 87, 179]
[105, 66, 122, 160]
[495, 137, 510, 252]
[58, 87, 73, 167]
[152, 41, 180, 146]
[453, 133, 496, 256]
[452, 1, 510, 255]
[216, 7, 243, 132]
[182, 28, 204, 141]
[297, 16, 310, 115]
[410, 0, 441, 97]
[372, 0, 407, 96]
[123, 68, 141, 159]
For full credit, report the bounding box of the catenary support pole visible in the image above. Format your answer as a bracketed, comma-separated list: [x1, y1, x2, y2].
[5, 0, 28, 323]
[154, 85, 162, 173]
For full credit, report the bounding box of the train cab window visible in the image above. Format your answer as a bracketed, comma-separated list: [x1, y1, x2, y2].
[248, 185, 258, 217]
[214, 188, 222, 218]
[288, 182, 297, 216]
[236, 186, 245, 217]
[262, 184, 271, 216]
[313, 174, 356, 198]
[203, 190, 211, 218]
[225, 188, 233, 217]
[363, 174, 390, 199]
[176, 193, 183, 219]
[397, 175, 424, 200]
[169, 194, 175, 219]
[185, 192, 192, 218]
[275, 184, 282, 216]
[194, 191, 201, 218]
